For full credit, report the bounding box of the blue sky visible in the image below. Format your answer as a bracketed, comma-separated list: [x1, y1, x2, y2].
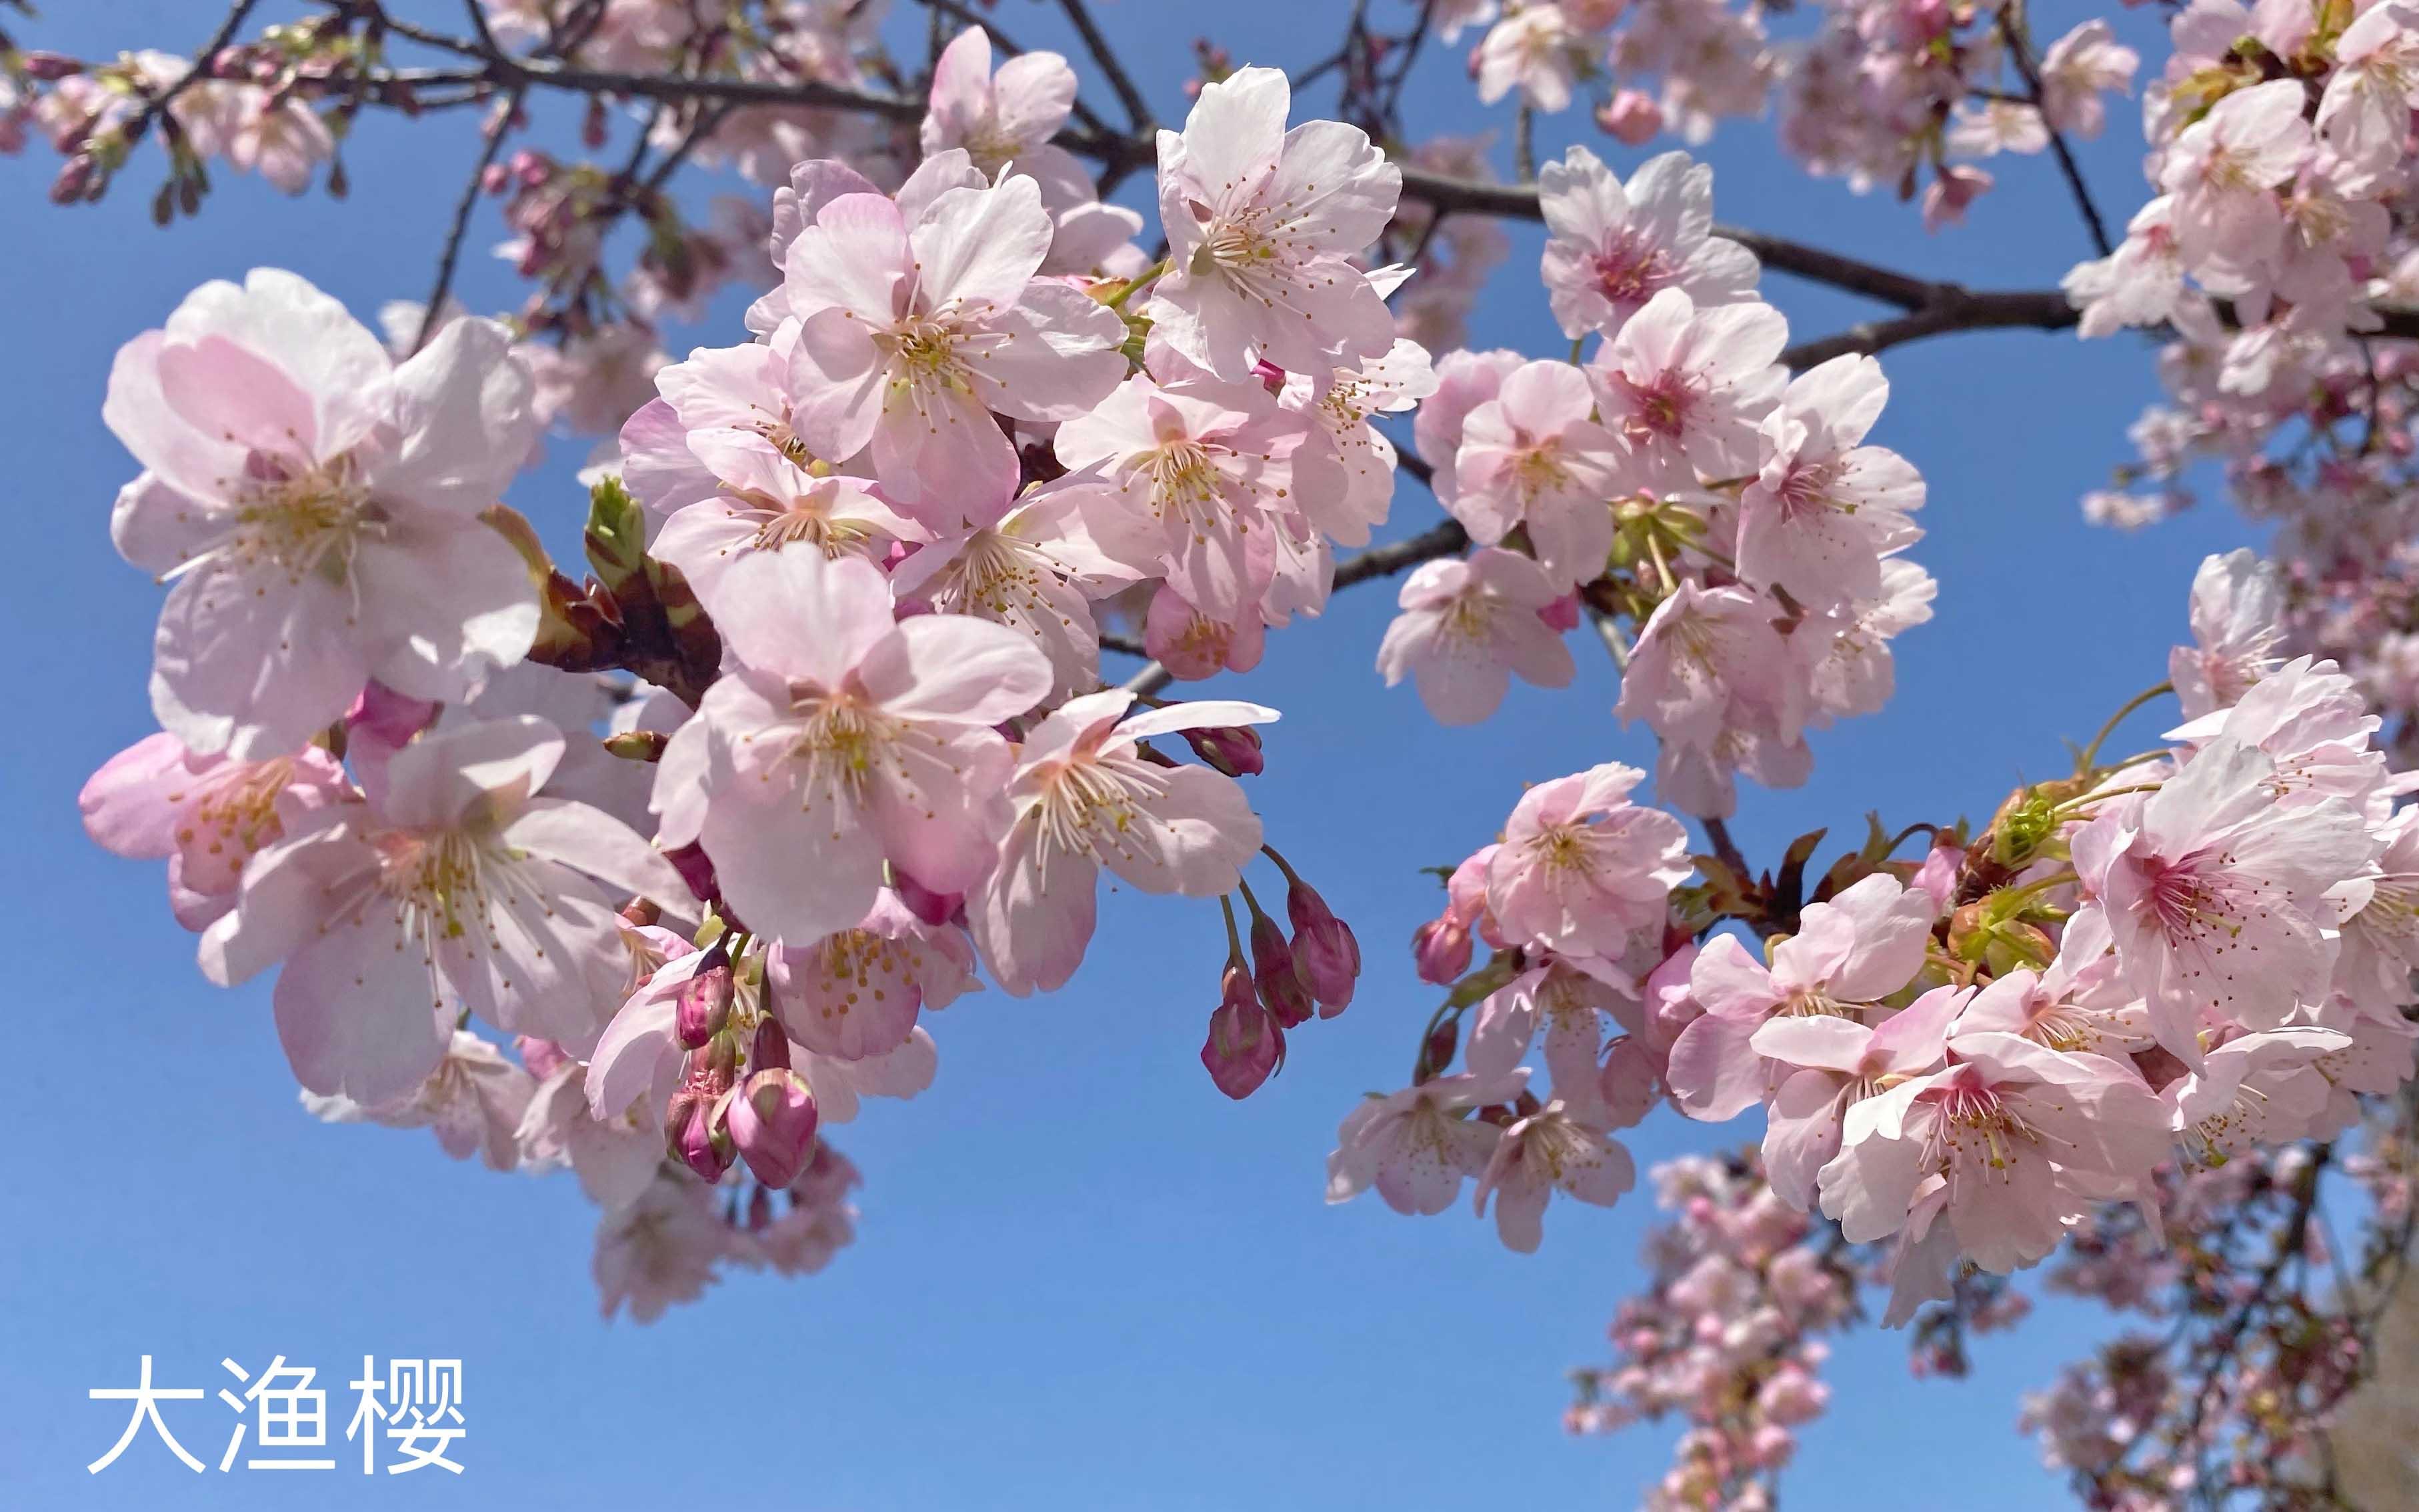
[0, 3, 2260, 1507]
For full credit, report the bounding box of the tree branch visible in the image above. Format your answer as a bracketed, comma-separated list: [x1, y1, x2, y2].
[413, 86, 524, 353]
[1996, 4, 2114, 257]
[1055, 0, 1155, 131]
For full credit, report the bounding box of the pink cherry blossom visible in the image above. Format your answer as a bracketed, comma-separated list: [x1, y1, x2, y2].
[649, 433, 925, 614]
[1145, 66, 1401, 381]
[80, 731, 349, 929]
[2070, 736, 2376, 1059]
[2159, 79, 2311, 276]
[1749, 983, 1966, 1209]
[970, 690, 1276, 995]
[1473, 1101, 1638, 1251]
[886, 471, 1146, 700]
[1666, 873, 1936, 1121]
[200, 716, 691, 1105]
[1485, 762, 1692, 961]
[1734, 353, 1924, 610]
[105, 269, 543, 758]
[1377, 547, 1576, 725]
[1449, 359, 1626, 589]
[671, 549, 1051, 945]
[1537, 147, 1760, 339]
[2316, 1, 2419, 178]
[2168, 547, 2286, 720]
[921, 27, 1080, 180]
[1820, 1030, 2170, 1274]
[778, 172, 1125, 523]
[1412, 347, 1524, 508]
[771, 889, 978, 1060]
[302, 1029, 538, 1171]
[1326, 1069, 1528, 1215]
[1476, 6, 1589, 113]
[1055, 375, 1308, 619]
[1588, 287, 1788, 490]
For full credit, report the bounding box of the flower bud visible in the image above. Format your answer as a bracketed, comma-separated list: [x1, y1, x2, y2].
[1247, 910, 1314, 1028]
[890, 870, 961, 927]
[517, 1037, 571, 1081]
[1596, 89, 1662, 145]
[675, 953, 734, 1049]
[1538, 591, 1582, 634]
[1181, 723, 1264, 777]
[727, 1068, 819, 1189]
[751, 1015, 792, 1073]
[21, 52, 85, 81]
[1412, 917, 1473, 985]
[345, 679, 440, 747]
[1285, 880, 1360, 1013]
[673, 1095, 729, 1183]
[1200, 966, 1284, 1099]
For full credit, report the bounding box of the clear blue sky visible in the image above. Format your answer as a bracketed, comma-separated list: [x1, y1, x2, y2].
[1, 3, 2259, 1506]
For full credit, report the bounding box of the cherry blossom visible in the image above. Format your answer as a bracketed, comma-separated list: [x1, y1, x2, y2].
[1587, 287, 1787, 491]
[1734, 354, 1924, 611]
[1377, 547, 1576, 725]
[970, 691, 1276, 995]
[201, 716, 690, 1105]
[775, 166, 1125, 522]
[1145, 66, 1400, 381]
[667, 549, 1050, 946]
[105, 269, 542, 758]
[1536, 147, 1759, 339]
[1484, 762, 1692, 962]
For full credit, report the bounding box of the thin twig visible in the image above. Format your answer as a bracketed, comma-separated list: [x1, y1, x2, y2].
[1057, 0, 1153, 130]
[413, 85, 526, 353]
[118, 0, 263, 149]
[1996, 3, 2113, 257]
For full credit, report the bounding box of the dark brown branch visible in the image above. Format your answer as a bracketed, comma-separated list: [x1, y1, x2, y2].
[413, 86, 525, 353]
[1056, 0, 1155, 131]
[1778, 289, 2083, 367]
[117, 0, 263, 150]
[1996, 5, 2114, 257]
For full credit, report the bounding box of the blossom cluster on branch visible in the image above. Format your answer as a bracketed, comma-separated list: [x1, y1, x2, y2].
[22, 1, 2419, 1503]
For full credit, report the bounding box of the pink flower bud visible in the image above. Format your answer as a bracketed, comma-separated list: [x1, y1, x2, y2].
[1201, 966, 1284, 1099]
[674, 1095, 730, 1183]
[663, 842, 717, 905]
[345, 679, 440, 747]
[1538, 591, 1582, 633]
[1249, 910, 1314, 1028]
[1182, 723, 1265, 777]
[1286, 880, 1360, 1013]
[1596, 89, 1662, 145]
[1413, 917, 1473, 985]
[890, 871, 961, 927]
[727, 1068, 819, 1189]
[517, 1037, 571, 1081]
[1921, 165, 1992, 232]
[21, 52, 84, 81]
[49, 153, 95, 205]
[675, 955, 735, 1049]
[751, 1015, 791, 1073]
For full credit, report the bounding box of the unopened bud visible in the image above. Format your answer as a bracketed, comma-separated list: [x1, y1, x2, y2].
[727, 1068, 819, 1188]
[890, 869, 961, 927]
[1286, 880, 1360, 1013]
[49, 153, 95, 205]
[1182, 723, 1264, 777]
[751, 1015, 791, 1073]
[1595, 89, 1662, 146]
[1249, 910, 1314, 1028]
[1200, 966, 1283, 1099]
[675, 954, 734, 1048]
[1413, 917, 1473, 985]
[21, 51, 84, 81]
[673, 1095, 729, 1182]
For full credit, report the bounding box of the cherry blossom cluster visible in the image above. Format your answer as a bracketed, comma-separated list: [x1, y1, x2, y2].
[1564, 1151, 1856, 1512]
[1349, 551, 2419, 1332]
[1456, 1, 2138, 228]
[79, 43, 1431, 1320]
[1395, 143, 1934, 819]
